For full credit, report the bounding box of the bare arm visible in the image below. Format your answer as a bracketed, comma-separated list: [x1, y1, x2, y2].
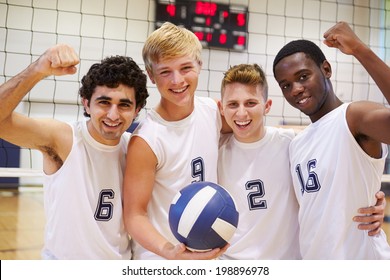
[324, 23, 390, 235]
[123, 136, 170, 256]
[0, 44, 79, 151]
[0, 44, 79, 124]
[345, 101, 390, 237]
[0, 45, 79, 174]
[323, 21, 390, 104]
[347, 101, 390, 153]
[123, 136, 225, 260]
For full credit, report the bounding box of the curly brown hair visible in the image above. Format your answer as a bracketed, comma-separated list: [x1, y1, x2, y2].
[79, 56, 149, 117]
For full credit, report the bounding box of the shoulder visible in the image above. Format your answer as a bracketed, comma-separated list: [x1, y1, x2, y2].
[129, 115, 161, 153]
[275, 124, 305, 137]
[121, 131, 131, 146]
[347, 100, 386, 114]
[195, 96, 218, 109]
[345, 101, 384, 131]
[195, 96, 221, 129]
[54, 120, 73, 143]
[132, 113, 159, 133]
[268, 126, 296, 140]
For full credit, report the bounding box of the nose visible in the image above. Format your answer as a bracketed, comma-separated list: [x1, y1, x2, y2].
[291, 81, 304, 96]
[171, 70, 184, 85]
[107, 105, 120, 120]
[236, 104, 247, 117]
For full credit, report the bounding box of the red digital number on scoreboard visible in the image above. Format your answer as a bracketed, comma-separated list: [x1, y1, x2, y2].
[155, 0, 248, 51]
[195, 1, 217, 16]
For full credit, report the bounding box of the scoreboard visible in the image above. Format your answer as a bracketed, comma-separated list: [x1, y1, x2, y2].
[155, 0, 248, 51]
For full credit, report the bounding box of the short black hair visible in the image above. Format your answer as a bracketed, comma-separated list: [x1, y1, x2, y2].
[273, 39, 327, 75]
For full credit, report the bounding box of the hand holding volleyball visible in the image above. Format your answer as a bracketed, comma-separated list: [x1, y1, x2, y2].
[169, 181, 239, 252]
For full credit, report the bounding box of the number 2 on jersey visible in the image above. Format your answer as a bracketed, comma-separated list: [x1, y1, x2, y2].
[246, 179, 267, 210]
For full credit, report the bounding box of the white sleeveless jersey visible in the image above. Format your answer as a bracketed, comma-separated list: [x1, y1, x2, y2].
[131, 96, 222, 260]
[42, 121, 131, 259]
[218, 127, 301, 260]
[290, 103, 390, 259]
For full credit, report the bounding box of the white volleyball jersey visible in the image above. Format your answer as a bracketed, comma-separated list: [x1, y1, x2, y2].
[290, 103, 390, 259]
[218, 127, 301, 260]
[42, 121, 131, 260]
[131, 96, 222, 260]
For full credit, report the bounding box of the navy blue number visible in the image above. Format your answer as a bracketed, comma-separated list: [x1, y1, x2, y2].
[246, 179, 267, 210]
[95, 189, 114, 221]
[295, 159, 321, 195]
[191, 157, 204, 182]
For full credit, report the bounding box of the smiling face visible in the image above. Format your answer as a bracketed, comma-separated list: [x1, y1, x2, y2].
[83, 84, 139, 145]
[147, 55, 201, 120]
[274, 52, 334, 122]
[220, 82, 271, 143]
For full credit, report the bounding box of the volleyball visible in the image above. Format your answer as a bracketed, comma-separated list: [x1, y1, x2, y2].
[169, 181, 239, 252]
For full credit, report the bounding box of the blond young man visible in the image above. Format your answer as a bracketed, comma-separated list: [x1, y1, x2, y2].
[123, 22, 230, 260]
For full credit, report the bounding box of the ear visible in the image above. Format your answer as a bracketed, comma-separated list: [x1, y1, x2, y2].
[131, 106, 142, 123]
[198, 60, 203, 71]
[321, 60, 332, 79]
[82, 98, 91, 114]
[264, 99, 272, 115]
[217, 99, 232, 134]
[217, 99, 224, 116]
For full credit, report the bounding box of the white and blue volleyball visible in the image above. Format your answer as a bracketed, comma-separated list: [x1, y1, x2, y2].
[169, 181, 239, 251]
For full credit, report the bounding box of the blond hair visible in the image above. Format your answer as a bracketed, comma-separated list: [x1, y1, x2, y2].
[221, 63, 268, 100]
[142, 22, 203, 73]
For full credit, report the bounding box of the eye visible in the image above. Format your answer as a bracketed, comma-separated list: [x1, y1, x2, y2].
[98, 100, 110, 105]
[159, 70, 170, 76]
[299, 73, 308, 81]
[119, 102, 132, 108]
[227, 102, 238, 109]
[182, 65, 194, 72]
[246, 101, 258, 107]
[281, 83, 290, 90]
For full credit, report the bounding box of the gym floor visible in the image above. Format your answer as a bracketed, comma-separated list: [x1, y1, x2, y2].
[0, 187, 44, 259]
[0, 187, 389, 260]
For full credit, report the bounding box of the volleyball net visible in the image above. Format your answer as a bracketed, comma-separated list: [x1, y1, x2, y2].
[1, 0, 390, 185]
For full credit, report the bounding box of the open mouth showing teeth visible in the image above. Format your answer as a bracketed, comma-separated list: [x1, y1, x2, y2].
[298, 97, 309, 104]
[104, 122, 120, 127]
[171, 86, 187, 93]
[235, 120, 251, 127]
